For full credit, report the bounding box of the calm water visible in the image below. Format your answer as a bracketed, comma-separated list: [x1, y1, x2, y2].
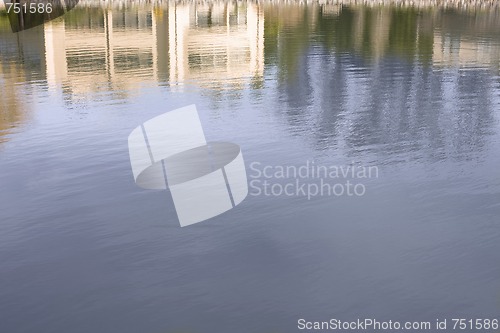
[1, 2, 500, 332]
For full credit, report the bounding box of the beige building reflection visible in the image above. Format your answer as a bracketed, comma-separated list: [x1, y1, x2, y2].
[0, 25, 42, 145]
[166, 2, 264, 89]
[37, 2, 500, 95]
[43, 2, 264, 93]
[433, 33, 500, 67]
[0, 63, 31, 145]
[4, 2, 500, 102]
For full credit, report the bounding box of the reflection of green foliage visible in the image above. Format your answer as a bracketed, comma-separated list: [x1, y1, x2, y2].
[417, 28, 434, 64]
[317, 7, 356, 51]
[388, 8, 418, 59]
[263, 5, 437, 78]
[0, 12, 10, 30]
[63, 7, 105, 27]
[264, 6, 314, 83]
[263, 16, 279, 59]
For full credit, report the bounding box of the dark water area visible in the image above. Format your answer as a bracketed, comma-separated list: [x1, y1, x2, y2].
[1, 2, 500, 332]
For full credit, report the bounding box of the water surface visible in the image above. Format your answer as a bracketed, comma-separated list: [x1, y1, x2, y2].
[1, 2, 500, 332]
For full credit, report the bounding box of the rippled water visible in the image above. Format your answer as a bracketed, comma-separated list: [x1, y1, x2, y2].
[1, 2, 500, 332]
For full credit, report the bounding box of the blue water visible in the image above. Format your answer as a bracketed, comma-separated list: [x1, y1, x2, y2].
[1, 2, 500, 332]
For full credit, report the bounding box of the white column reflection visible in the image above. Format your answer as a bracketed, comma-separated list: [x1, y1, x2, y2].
[40, 2, 265, 94]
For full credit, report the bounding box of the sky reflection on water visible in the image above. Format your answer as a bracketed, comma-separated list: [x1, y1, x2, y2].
[1, 2, 500, 333]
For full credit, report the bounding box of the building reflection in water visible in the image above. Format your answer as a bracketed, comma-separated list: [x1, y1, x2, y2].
[2, 2, 499, 93]
[40, 2, 264, 93]
[0, 63, 31, 145]
[0, 25, 43, 144]
[1, 1, 500, 156]
[260, 3, 500, 161]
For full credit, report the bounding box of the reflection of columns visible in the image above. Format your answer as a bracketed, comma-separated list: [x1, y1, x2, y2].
[247, 3, 264, 76]
[151, 9, 158, 82]
[371, 8, 391, 60]
[168, 6, 177, 83]
[433, 33, 459, 65]
[44, 21, 67, 87]
[165, 2, 264, 88]
[155, 8, 170, 82]
[104, 10, 115, 81]
[0, 61, 23, 144]
[226, 2, 230, 74]
[168, 4, 189, 86]
[353, 9, 365, 52]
